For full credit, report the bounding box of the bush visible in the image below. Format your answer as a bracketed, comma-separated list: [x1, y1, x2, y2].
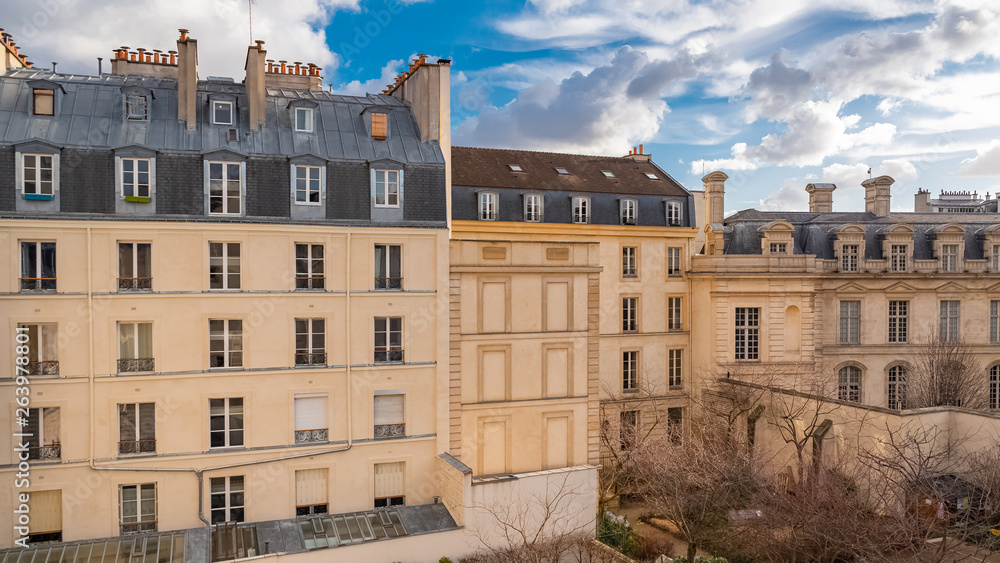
[439, 558, 454, 563]
[597, 511, 641, 557]
[672, 557, 729, 563]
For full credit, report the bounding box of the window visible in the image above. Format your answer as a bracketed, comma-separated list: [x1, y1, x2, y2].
[209, 320, 243, 368]
[295, 243, 324, 290]
[24, 489, 61, 543]
[734, 307, 759, 360]
[118, 403, 155, 455]
[295, 469, 329, 516]
[17, 323, 59, 375]
[120, 484, 156, 535]
[992, 301, 1000, 344]
[667, 201, 682, 226]
[118, 242, 151, 291]
[295, 107, 314, 132]
[126, 94, 147, 120]
[840, 244, 859, 272]
[622, 297, 638, 333]
[838, 366, 861, 402]
[622, 247, 637, 278]
[620, 411, 638, 450]
[374, 462, 405, 508]
[120, 158, 151, 199]
[941, 244, 958, 272]
[769, 242, 787, 254]
[374, 169, 400, 207]
[20, 241, 56, 291]
[839, 301, 860, 344]
[668, 349, 682, 388]
[374, 394, 405, 439]
[991, 366, 999, 410]
[668, 297, 682, 331]
[888, 300, 908, 343]
[208, 162, 242, 215]
[888, 365, 907, 410]
[645, 173, 659, 180]
[992, 245, 1000, 273]
[890, 244, 908, 272]
[374, 244, 402, 290]
[294, 165, 322, 204]
[294, 394, 328, 443]
[524, 194, 542, 222]
[939, 300, 960, 342]
[25, 407, 60, 460]
[667, 247, 682, 276]
[370, 112, 387, 139]
[210, 476, 244, 524]
[374, 317, 403, 362]
[622, 351, 638, 391]
[602, 170, 616, 178]
[33, 88, 54, 115]
[509, 164, 522, 172]
[555, 167, 569, 175]
[479, 192, 497, 221]
[667, 407, 683, 444]
[620, 199, 636, 225]
[295, 318, 326, 366]
[209, 242, 241, 290]
[210, 398, 244, 448]
[118, 322, 153, 373]
[212, 101, 233, 125]
[572, 196, 590, 224]
[22, 154, 55, 197]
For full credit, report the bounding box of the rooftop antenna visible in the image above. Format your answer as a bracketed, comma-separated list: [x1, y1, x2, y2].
[867, 167, 872, 180]
[248, 0, 255, 44]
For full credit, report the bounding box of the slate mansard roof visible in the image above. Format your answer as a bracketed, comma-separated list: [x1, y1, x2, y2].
[723, 209, 999, 261]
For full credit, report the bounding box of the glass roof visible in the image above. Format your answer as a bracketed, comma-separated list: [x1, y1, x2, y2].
[0, 532, 185, 563]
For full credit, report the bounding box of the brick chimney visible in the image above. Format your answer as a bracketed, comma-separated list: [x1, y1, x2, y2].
[914, 188, 930, 212]
[264, 59, 323, 91]
[862, 175, 894, 216]
[805, 183, 836, 212]
[245, 40, 266, 130]
[111, 44, 178, 78]
[176, 29, 198, 131]
[1, 29, 33, 72]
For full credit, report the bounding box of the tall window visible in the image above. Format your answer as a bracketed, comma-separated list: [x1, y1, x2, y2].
[890, 244, 908, 272]
[295, 107, 314, 132]
[118, 322, 153, 373]
[118, 242, 152, 291]
[888, 300, 908, 343]
[20, 241, 56, 291]
[22, 154, 55, 197]
[839, 301, 860, 344]
[212, 101, 233, 125]
[734, 307, 759, 360]
[993, 245, 1000, 273]
[939, 300, 960, 342]
[667, 407, 683, 444]
[479, 192, 497, 220]
[620, 410, 638, 450]
[992, 301, 1000, 344]
[121, 158, 151, 198]
[374, 169, 400, 207]
[16, 323, 59, 375]
[991, 365, 1000, 410]
[668, 349, 682, 388]
[941, 244, 958, 272]
[374, 317, 403, 362]
[840, 244, 859, 272]
[524, 194, 542, 222]
[209, 242, 241, 290]
[667, 247, 681, 276]
[118, 403, 155, 454]
[888, 365, 907, 410]
[374, 394, 405, 439]
[126, 94, 148, 120]
[295, 318, 326, 366]
[622, 351, 638, 391]
[295, 243, 324, 290]
[622, 297, 638, 332]
[667, 202, 681, 226]
[572, 197, 590, 224]
[210, 476, 244, 524]
[25, 407, 60, 460]
[668, 297, 682, 331]
[374, 462, 405, 508]
[370, 112, 387, 139]
[769, 242, 787, 254]
[120, 484, 156, 535]
[294, 394, 328, 443]
[620, 199, 636, 225]
[838, 366, 861, 402]
[375, 244, 402, 289]
[295, 165, 322, 204]
[622, 247, 637, 278]
[33, 88, 54, 115]
[210, 398, 244, 448]
[208, 162, 241, 215]
[209, 320, 243, 368]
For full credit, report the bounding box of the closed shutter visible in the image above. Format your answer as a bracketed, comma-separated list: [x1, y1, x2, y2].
[373, 394, 404, 426]
[374, 462, 404, 498]
[26, 408, 40, 450]
[139, 403, 155, 441]
[294, 395, 327, 431]
[119, 403, 136, 441]
[295, 469, 328, 507]
[29, 490, 61, 534]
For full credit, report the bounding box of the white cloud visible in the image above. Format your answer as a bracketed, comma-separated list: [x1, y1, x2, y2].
[958, 139, 1000, 176]
[758, 177, 812, 211]
[335, 59, 403, 96]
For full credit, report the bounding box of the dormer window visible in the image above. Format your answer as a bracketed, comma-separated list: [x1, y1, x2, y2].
[841, 245, 859, 272]
[555, 167, 569, 175]
[620, 199, 637, 225]
[509, 164, 522, 172]
[126, 94, 148, 120]
[572, 196, 590, 224]
[479, 192, 497, 221]
[602, 170, 615, 178]
[212, 101, 233, 125]
[524, 194, 542, 222]
[295, 107, 314, 132]
[33, 89, 54, 116]
[770, 243, 787, 254]
[667, 201, 682, 226]
[941, 244, 959, 272]
[890, 244, 908, 272]
[371, 113, 387, 140]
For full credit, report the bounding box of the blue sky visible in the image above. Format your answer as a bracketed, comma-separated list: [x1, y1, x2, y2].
[12, 0, 1000, 213]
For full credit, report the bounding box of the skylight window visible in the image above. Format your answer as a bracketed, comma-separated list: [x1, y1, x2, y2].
[646, 173, 659, 180]
[509, 164, 523, 172]
[602, 170, 615, 178]
[555, 167, 569, 175]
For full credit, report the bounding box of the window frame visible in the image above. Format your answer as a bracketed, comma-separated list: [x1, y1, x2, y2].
[990, 365, 999, 410]
[939, 300, 960, 343]
[839, 300, 861, 344]
[212, 100, 234, 125]
[16, 323, 59, 375]
[206, 160, 244, 216]
[620, 410, 638, 450]
[25, 407, 61, 460]
[572, 196, 590, 224]
[293, 164, 323, 206]
[373, 393, 406, 439]
[294, 107, 314, 133]
[890, 244, 908, 273]
[840, 244, 859, 272]
[668, 348, 683, 389]
[374, 316, 404, 363]
[667, 247, 682, 277]
[838, 365, 861, 402]
[622, 246, 637, 278]
[20, 153, 57, 198]
[209, 319, 243, 369]
[734, 307, 760, 361]
[295, 243, 325, 290]
[209, 242, 241, 290]
[118, 402, 156, 455]
[524, 194, 543, 222]
[941, 244, 959, 272]
[622, 350, 638, 392]
[621, 296, 638, 333]
[20, 241, 57, 292]
[118, 242, 152, 291]
[120, 483, 157, 535]
[373, 169, 402, 208]
[117, 321, 154, 373]
[294, 318, 326, 367]
[769, 242, 787, 254]
[992, 300, 1000, 345]
[479, 192, 497, 221]
[370, 112, 388, 140]
[667, 201, 682, 226]
[126, 93, 148, 121]
[374, 244, 403, 290]
[888, 300, 908, 343]
[620, 199, 637, 225]
[33, 88, 55, 116]
[668, 296, 683, 331]
[118, 157, 153, 200]
[209, 475, 245, 524]
[209, 397, 245, 449]
[888, 365, 907, 410]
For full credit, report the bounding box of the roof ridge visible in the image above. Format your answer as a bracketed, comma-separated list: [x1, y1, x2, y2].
[452, 145, 627, 160]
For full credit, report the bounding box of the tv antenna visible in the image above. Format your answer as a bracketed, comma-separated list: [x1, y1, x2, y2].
[248, 0, 255, 43]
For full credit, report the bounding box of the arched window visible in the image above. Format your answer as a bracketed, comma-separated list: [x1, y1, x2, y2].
[888, 365, 907, 410]
[838, 366, 861, 402]
[990, 365, 1000, 410]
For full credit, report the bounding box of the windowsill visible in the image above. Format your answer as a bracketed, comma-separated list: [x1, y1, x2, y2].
[669, 386, 684, 391]
[622, 275, 638, 279]
[208, 366, 244, 371]
[374, 205, 401, 209]
[124, 196, 151, 203]
[24, 193, 54, 201]
[294, 202, 323, 206]
[623, 389, 638, 394]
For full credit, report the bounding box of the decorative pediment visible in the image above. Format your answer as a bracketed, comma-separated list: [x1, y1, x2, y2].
[880, 224, 915, 235]
[202, 148, 246, 160]
[987, 281, 1000, 293]
[289, 152, 327, 166]
[833, 281, 870, 293]
[884, 281, 919, 293]
[934, 281, 968, 293]
[759, 220, 794, 233]
[932, 223, 966, 236]
[288, 99, 319, 109]
[361, 104, 394, 116]
[834, 223, 866, 235]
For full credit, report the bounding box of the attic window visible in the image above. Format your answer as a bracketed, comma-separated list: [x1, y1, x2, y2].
[555, 168, 569, 175]
[212, 101, 233, 125]
[126, 94, 148, 120]
[645, 173, 659, 180]
[508, 164, 522, 172]
[602, 170, 615, 178]
[33, 89, 54, 116]
[295, 107, 314, 132]
[371, 113, 387, 140]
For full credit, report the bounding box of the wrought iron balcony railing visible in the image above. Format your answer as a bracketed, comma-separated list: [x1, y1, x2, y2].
[118, 358, 155, 373]
[295, 429, 329, 444]
[19, 277, 56, 291]
[294, 352, 327, 366]
[374, 424, 405, 439]
[119, 439, 156, 455]
[118, 277, 153, 291]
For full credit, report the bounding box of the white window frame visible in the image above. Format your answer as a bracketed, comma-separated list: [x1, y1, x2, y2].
[26, 407, 60, 460]
[212, 100, 234, 125]
[116, 157, 155, 199]
[667, 201, 682, 226]
[992, 244, 1000, 273]
[839, 300, 860, 344]
[292, 164, 323, 206]
[941, 244, 959, 272]
[667, 247, 682, 276]
[18, 152, 59, 197]
[295, 243, 325, 290]
[838, 366, 861, 402]
[126, 94, 148, 121]
[294, 107, 314, 132]
[622, 246, 637, 278]
[374, 244, 403, 290]
[841, 244, 859, 272]
[734, 307, 759, 360]
[479, 192, 497, 221]
[209, 397, 244, 449]
[209, 242, 241, 290]
[118, 242, 152, 291]
[117, 321, 153, 372]
[374, 316, 404, 363]
[620, 199, 637, 225]
[16, 323, 58, 369]
[890, 244, 908, 273]
[205, 160, 245, 216]
[295, 318, 326, 366]
[622, 297, 638, 333]
[373, 392, 406, 439]
[210, 476, 245, 524]
[118, 402, 155, 455]
[888, 300, 908, 343]
[209, 319, 243, 369]
[373, 169, 402, 208]
[524, 194, 542, 222]
[668, 349, 682, 388]
[20, 241, 57, 292]
[668, 296, 682, 331]
[622, 350, 638, 391]
[572, 196, 590, 224]
[939, 300, 960, 342]
[120, 483, 157, 534]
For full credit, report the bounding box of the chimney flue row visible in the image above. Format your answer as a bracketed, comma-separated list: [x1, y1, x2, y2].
[264, 59, 322, 76]
[1, 28, 33, 67]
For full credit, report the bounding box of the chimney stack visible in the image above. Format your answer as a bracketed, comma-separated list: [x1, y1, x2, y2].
[914, 188, 930, 212]
[176, 29, 198, 131]
[805, 183, 836, 213]
[245, 40, 266, 130]
[862, 175, 894, 216]
[703, 171, 728, 226]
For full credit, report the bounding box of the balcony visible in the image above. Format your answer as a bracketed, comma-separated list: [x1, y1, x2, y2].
[19, 277, 56, 291]
[374, 424, 405, 439]
[295, 276, 325, 290]
[295, 352, 327, 367]
[118, 277, 152, 291]
[374, 277, 403, 290]
[28, 444, 60, 460]
[121, 521, 158, 535]
[374, 349, 404, 363]
[119, 440, 156, 455]
[295, 428, 329, 444]
[26, 360, 59, 376]
[118, 358, 155, 373]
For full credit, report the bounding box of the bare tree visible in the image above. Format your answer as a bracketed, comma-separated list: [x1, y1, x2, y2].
[906, 337, 986, 410]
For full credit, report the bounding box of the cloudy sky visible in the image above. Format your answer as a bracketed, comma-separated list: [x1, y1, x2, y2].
[10, 0, 1000, 212]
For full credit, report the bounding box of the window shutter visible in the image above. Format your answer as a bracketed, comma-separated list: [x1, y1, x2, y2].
[374, 462, 404, 498]
[139, 403, 156, 441]
[26, 408, 40, 450]
[29, 490, 62, 534]
[43, 407, 60, 445]
[389, 246, 401, 277]
[138, 323, 153, 358]
[120, 323, 135, 360]
[294, 395, 327, 431]
[374, 245, 385, 279]
[119, 404, 136, 441]
[295, 469, 328, 507]
[374, 394, 404, 426]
